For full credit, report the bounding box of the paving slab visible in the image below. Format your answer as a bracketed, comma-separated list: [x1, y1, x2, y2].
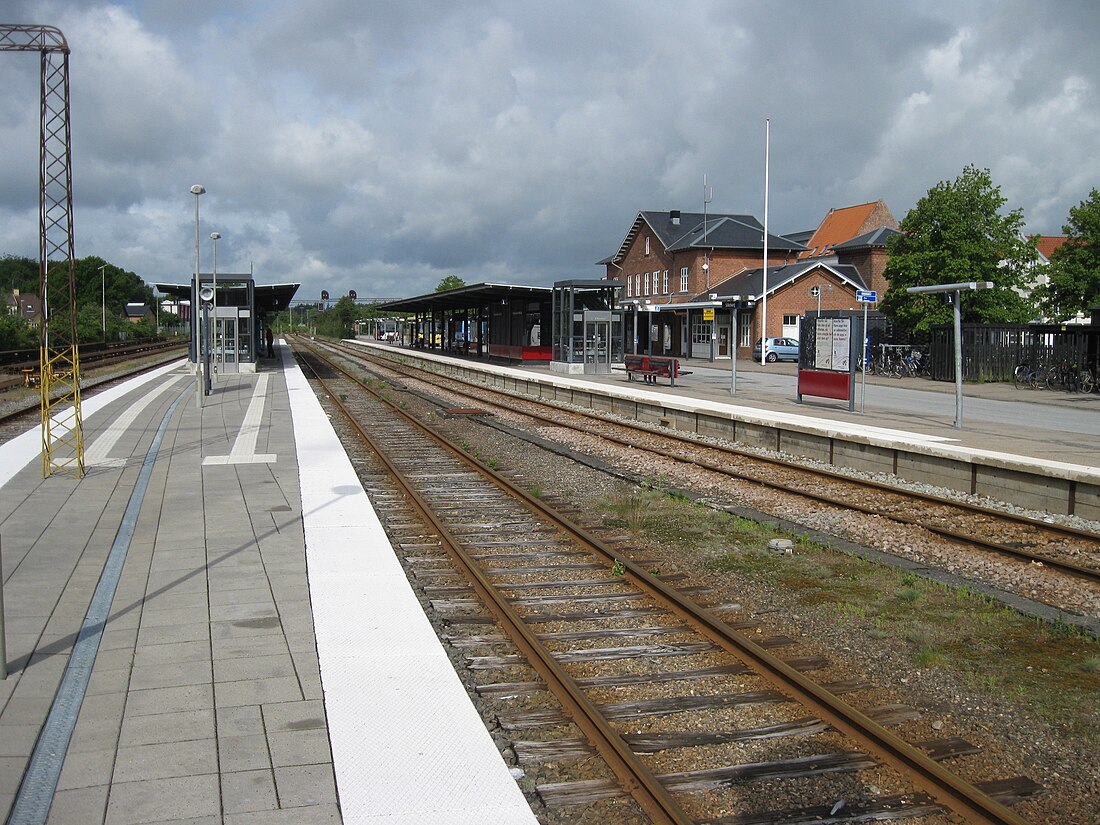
[0, 353, 537, 825]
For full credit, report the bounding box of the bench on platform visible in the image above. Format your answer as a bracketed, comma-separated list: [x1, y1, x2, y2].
[621, 354, 692, 386]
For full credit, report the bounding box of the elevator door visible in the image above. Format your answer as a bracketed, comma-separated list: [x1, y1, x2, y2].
[215, 315, 239, 374]
[583, 313, 611, 374]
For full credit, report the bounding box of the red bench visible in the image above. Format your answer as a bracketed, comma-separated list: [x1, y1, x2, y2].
[623, 354, 692, 386]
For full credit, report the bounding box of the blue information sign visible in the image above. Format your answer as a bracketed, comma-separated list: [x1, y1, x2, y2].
[856, 290, 877, 303]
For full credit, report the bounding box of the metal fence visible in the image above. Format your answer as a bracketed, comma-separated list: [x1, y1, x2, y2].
[929, 323, 1099, 382]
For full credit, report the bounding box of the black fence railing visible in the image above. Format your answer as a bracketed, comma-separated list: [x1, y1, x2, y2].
[804, 314, 1099, 383]
[928, 323, 1099, 382]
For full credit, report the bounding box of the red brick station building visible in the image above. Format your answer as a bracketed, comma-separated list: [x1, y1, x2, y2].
[378, 200, 900, 364]
[600, 200, 898, 359]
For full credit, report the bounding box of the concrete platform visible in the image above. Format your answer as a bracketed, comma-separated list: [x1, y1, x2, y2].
[0, 345, 536, 824]
[349, 340, 1100, 519]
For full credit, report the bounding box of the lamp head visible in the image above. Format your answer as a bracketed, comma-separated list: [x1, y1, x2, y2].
[190, 184, 206, 195]
[210, 232, 221, 241]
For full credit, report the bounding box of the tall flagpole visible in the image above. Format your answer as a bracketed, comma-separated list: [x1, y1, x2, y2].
[761, 118, 770, 365]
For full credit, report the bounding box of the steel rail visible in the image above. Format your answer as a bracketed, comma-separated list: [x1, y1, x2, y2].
[291, 341, 692, 825]
[0, 347, 187, 431]
[298, 337, 1035, 825]
[333, 340, 1100, 581]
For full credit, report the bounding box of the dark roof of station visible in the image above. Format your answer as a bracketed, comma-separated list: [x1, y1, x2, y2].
[155, 278, 300, 314]
[604, 211, 807, 265]
[709, 260, 867, 301]
[377, 282, 554, 314]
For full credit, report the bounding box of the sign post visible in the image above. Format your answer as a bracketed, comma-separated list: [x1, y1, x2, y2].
[725, 296, 746, 395]
[855, 290, 877, 412]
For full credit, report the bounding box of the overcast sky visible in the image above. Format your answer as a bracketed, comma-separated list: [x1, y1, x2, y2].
[1, 1, 1098, 303]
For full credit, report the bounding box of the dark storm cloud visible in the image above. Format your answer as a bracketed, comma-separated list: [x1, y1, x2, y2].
[1, 1, 1096, 301]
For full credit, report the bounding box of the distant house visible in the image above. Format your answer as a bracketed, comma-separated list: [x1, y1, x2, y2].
[1035, 235, 1068, 262]
[601, 203, 899, 358]
[1023, 235, 1089, 323]
[123, 303, 153, 323]
[4, 288, 43, 328]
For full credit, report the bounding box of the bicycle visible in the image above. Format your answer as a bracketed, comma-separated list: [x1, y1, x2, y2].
[1078, 367, 1095, 394]
[1013, 363, 1044, 390]
[897, 349, 928, 378]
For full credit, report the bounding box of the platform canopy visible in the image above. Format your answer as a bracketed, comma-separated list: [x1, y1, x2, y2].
[377, 282, 552, 314]
[155, 280, 300, 314]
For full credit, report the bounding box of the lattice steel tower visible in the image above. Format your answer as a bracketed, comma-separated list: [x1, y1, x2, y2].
[1, 24, 84, 477]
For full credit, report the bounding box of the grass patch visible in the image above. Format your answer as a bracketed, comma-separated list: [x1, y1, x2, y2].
[597, 488, 1100, 747]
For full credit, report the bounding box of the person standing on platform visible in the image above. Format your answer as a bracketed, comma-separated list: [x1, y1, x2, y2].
[266, 326, 274, 357]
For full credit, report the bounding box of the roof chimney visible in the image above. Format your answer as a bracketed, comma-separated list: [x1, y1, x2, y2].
[670, 210, 681, 226]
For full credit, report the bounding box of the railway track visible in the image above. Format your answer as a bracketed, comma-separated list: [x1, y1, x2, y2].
[0, 344, 187, 441]
[292, 337, 1043, 824]
[313, 339, 1100, 594]
[0, 339, 185, 392]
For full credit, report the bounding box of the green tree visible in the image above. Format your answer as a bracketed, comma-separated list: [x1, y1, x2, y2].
[0, 314, 38, 350]
[1034, 189, 1100, 321]
[315, 295, 360, 338]
[0, 254, 39, 295]
[75, 256, 154, 325]
[881, 165, 1038, 332]
[2, 254, 158, 342]
[435, 275, 465, 292]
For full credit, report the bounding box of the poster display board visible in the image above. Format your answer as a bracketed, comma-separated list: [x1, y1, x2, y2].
[798, 315, 860, 411]
[813, 317, 852, 372]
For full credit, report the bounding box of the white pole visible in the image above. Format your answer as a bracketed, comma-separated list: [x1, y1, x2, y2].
[761, 118, 769, 365]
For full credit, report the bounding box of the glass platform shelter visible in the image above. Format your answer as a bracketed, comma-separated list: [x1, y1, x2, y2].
[550, 279, 625, 375]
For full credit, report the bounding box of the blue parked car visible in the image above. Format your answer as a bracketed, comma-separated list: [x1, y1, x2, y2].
[752, 337, 800, 363]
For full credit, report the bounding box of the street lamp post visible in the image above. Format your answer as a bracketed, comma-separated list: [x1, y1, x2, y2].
[97, 263, 107, 340]
[210, 232, 220, 382]
[190, 184, 205, 407]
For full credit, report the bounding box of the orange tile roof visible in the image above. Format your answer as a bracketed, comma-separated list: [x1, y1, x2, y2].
[799, 201, 879, 259]
[1035, 235, 1067, 260]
